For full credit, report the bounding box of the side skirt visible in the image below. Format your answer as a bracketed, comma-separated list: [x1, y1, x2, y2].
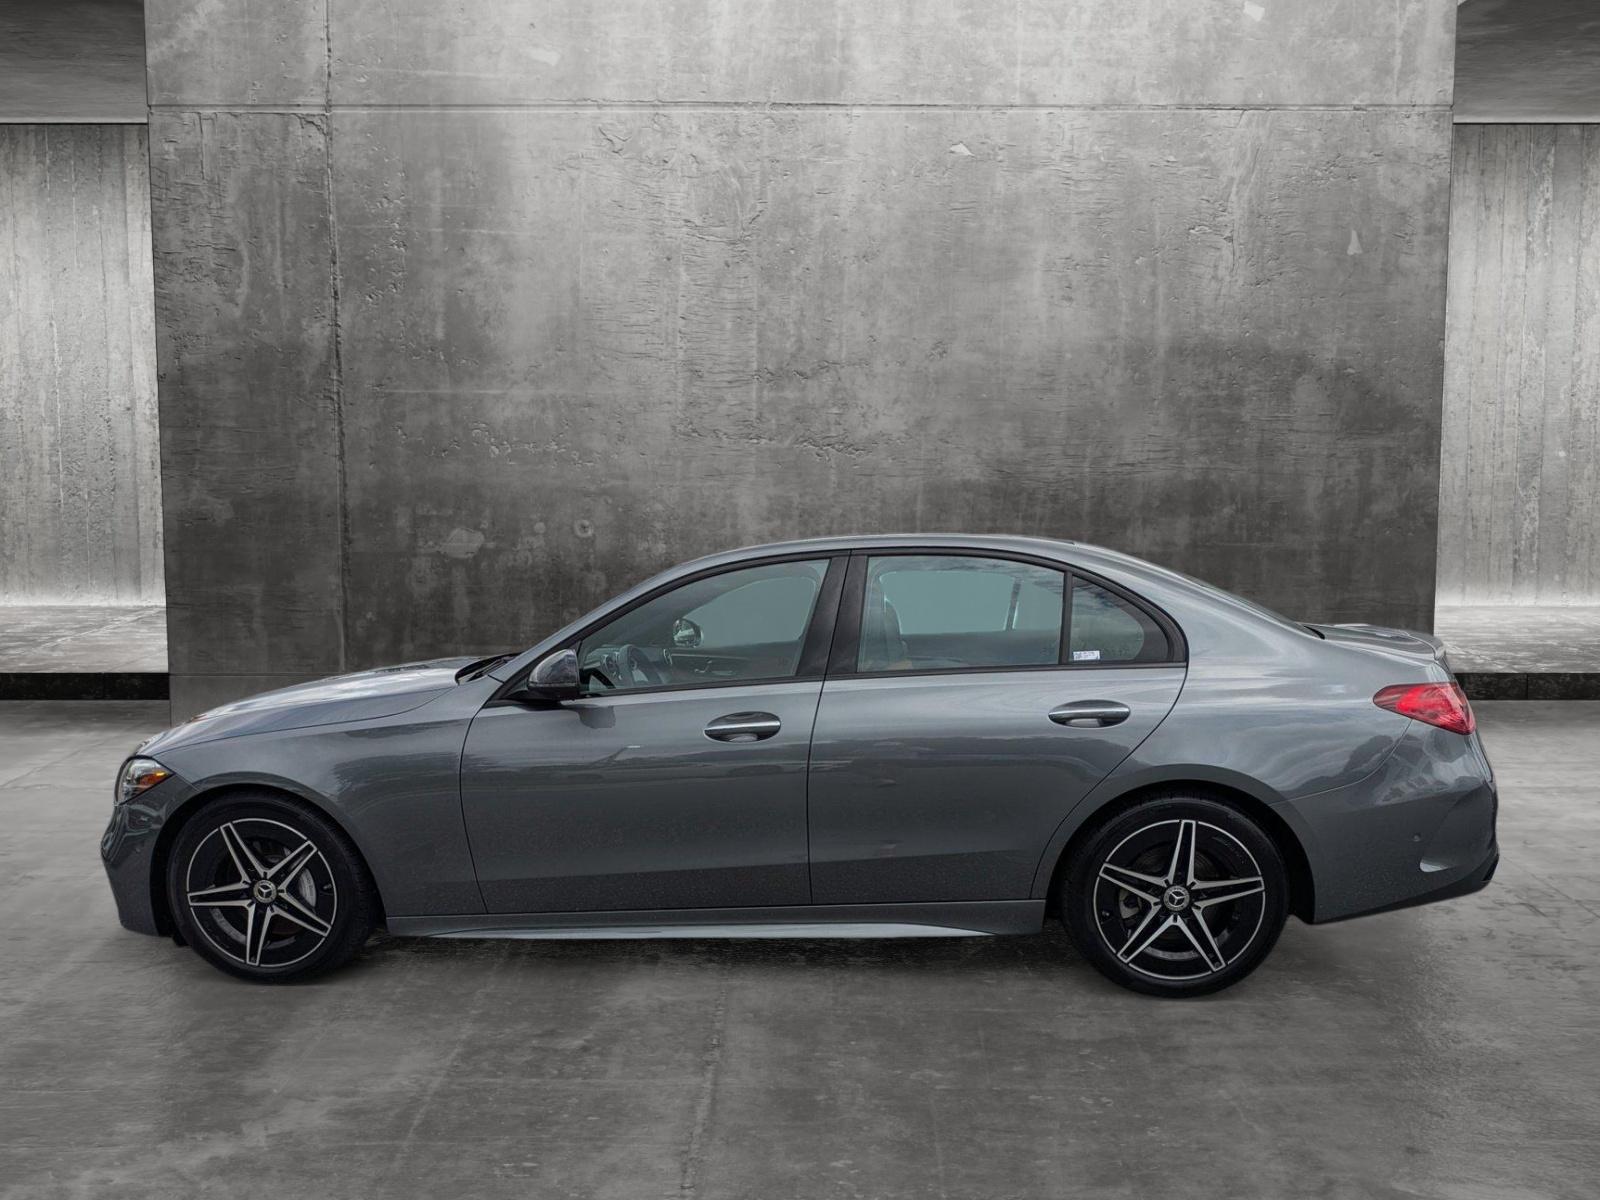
[387, 900, 1046, 940]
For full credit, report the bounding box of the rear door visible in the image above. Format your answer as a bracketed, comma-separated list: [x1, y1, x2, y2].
[807, 552, 1185, 904]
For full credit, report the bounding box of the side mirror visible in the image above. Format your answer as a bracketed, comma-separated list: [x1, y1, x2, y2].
[671, 617, 702, 649]
[521, 648, 580, 702]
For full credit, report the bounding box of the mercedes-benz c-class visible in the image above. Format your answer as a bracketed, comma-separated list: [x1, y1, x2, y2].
[102, 536, 1497, 996]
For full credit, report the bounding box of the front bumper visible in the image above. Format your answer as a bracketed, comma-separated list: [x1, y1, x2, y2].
[101, 772, 195, 936]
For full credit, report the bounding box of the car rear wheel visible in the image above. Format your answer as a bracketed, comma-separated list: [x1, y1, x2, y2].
[166, 792, 378, 983]
[1060, 796, 1289, 997]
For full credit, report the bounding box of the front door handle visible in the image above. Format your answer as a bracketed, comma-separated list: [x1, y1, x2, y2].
[704, 711, 782, 742]
[1049, 701, 1131, 728]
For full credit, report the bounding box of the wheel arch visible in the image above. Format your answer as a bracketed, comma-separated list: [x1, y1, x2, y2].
[1037, 778, 1316, 923]
[147, 781, 387, 939]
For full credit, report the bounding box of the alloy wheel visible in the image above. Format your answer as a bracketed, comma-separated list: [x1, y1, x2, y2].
[183, 817, 339, 969]
[1092, 818, 1267, 982]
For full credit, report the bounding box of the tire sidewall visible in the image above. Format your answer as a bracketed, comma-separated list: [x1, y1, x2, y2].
[167, 793, 373, 983]
[1062, 796, 1289, 998]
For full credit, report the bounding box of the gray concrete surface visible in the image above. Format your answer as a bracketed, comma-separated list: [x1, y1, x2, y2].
[146, 0, 1458, 720]
[1456, 0, 1600, 123]
[0, 699, 1596, 1199]
[1440, 125, 1600, 606]
[0, 0, 146, 124]
[0, 124, 163, 604]
[1437, 604, 1600, 673]
[0, 605, 166, 672]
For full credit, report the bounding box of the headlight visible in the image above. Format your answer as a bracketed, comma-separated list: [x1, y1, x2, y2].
[117, 757, 172, 805]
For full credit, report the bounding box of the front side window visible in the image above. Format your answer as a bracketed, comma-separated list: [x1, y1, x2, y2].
[858, 555, 1065, 673]
[579, 559, 829, 693]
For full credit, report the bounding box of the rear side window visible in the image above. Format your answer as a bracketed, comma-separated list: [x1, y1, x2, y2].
[1069, 579, 1171, 664]
[858, 555, 1065, 672]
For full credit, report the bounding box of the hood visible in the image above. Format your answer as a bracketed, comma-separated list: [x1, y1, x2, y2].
[141, 658, 478, 754]
[1305, 623, 1452, 672]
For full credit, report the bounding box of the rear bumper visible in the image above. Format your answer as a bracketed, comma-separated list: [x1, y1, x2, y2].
[1286, 723, 1499, 924]
[1317, 842, 1498, 923]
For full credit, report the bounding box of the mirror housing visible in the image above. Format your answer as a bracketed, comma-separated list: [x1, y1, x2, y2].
[671, 617, 702, 649]
[520, 648, 580, 702]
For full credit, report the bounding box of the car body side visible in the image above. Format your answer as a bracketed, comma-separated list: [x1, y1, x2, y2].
[102, 535, 1497, 939]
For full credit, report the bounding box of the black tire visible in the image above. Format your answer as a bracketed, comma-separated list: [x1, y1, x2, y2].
[1059, 795, 1289, 998]
[166, 791, 379, 984]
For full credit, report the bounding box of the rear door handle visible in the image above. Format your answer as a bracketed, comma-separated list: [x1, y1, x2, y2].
[704, 711, 782, 742]
[1049, 701, 1131, 727]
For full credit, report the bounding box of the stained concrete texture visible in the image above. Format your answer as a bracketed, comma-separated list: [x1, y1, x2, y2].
[0, 0, 146, 123]
[1456, 0, 1600, 123]
[146, 0, 1457, 110]
[0, 124, 164, 604]
[147, 110, 339, 690]
[1, 700, 1598, 1199]
[146, 1, 1458, 718]
[0, 605, 167, 672]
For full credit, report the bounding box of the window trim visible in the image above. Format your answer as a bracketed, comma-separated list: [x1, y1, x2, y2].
[827, 547, 1186, 681]
[492, 552, 849, 703]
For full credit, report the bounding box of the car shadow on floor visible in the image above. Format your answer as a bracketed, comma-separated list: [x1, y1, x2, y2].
[333, 916, 1362, 1002]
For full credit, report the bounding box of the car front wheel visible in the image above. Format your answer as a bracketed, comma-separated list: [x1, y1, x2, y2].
[167, 792, 378, 983]
[1061, 796, 1289, 997]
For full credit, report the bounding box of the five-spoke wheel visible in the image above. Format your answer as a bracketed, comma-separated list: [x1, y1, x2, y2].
[184, 817, 338, 968]
[1062, 797, 1288, 997]
[168, 793, 378, 983]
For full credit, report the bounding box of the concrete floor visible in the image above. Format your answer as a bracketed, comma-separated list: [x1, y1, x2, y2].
[0, 606, 167, 672]
[1435, 604, 1600, 673]
[0, 701, 1596, 1200]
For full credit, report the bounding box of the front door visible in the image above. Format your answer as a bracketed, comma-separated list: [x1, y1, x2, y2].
[807, 553, 1185, 904]
[461, 556, 842, 914]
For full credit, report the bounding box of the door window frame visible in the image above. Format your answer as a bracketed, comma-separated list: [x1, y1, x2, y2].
[494, 552, 849, 702]
[825, 548, 1187, 680]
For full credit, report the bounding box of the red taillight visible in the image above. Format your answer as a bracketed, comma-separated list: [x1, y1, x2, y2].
[1373, 682, 1475, 735]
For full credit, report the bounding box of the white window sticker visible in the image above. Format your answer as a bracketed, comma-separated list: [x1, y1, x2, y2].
[1072, 649, 1101, 662]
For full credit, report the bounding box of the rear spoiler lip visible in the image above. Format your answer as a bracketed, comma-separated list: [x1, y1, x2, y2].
[1309, 622, 1454, 675]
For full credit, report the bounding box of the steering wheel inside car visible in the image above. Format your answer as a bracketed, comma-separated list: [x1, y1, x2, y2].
[622, 645, 666, 687]
[580, 664, 616, 691]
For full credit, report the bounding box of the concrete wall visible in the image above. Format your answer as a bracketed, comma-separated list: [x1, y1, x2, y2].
[145, 0, 1458, 715]
[1455, 0, 1600, 124]
[0, 0, 149, 123]
[0, 124, 163, 604]
[1440, 124, 1600, 604]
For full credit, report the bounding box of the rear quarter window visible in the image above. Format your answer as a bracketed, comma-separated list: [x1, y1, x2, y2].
[1069, 579, 1172, 664]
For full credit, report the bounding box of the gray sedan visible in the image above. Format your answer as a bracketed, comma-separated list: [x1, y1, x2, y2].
[102, 535, 1498, 996]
